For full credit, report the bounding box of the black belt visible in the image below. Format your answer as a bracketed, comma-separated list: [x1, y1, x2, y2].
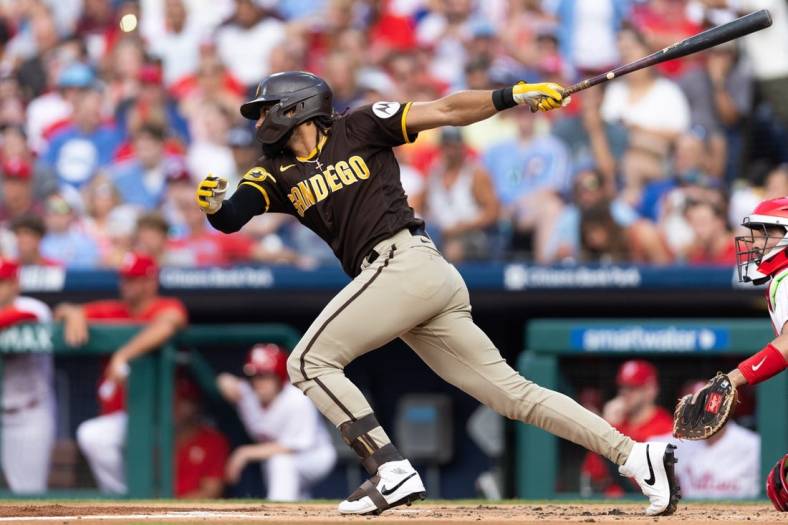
[366, 225, 428, 265]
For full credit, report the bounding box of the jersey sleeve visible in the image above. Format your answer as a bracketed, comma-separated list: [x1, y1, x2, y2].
[345, 102, 418, 148]
[237, 163, 289, 214]
[768, 273, 788, 334]
[82, 300, 130, 320]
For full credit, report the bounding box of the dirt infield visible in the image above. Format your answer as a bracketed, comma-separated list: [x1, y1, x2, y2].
[0, 501, 782, 525]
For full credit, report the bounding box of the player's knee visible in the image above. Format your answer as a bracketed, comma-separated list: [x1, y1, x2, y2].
[286, 350, 304, 384]
[76, 419, 104, 453]
[265, 452, 297, 477]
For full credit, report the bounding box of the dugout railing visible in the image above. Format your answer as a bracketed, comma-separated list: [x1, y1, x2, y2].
[0, 323, 301, 498]
[516, 319, 788, 499]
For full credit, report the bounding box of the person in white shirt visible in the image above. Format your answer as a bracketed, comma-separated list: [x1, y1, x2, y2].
[146, 0, 208, 87]
[0, 257, 55, 493]
[600, 26, 691, 136]
[218, 343, 336, 500]
[214, 0, 286, 88]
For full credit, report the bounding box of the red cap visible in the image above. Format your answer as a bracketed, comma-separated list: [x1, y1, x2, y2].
[243, 343, 288, 383]
[0, 257, 19, 280]
[616, 360, 658, 387]
[2, 159, 32, 180]
[119, 252, 158, 278]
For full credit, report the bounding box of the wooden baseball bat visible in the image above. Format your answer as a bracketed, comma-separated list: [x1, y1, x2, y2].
[562, 9, 773, 96]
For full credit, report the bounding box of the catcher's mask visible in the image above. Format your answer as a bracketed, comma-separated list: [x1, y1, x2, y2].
[735, 197, 788, 285]
[240, 71, 333, 157]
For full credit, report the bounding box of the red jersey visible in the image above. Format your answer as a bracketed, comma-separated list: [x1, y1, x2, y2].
[84, 296, 188, 414]
[582, 407, 674, 494]
[174, 426, 229, 498]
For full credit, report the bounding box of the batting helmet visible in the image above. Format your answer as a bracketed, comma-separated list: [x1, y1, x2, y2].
[240, 71, 333, 157]
[243, 343, 288, 383]
[767, 453, 787, 512]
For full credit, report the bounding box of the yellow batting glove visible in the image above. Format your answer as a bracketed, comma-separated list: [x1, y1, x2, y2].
[512, 82, 571, 113]
[195, 174, 228, 214]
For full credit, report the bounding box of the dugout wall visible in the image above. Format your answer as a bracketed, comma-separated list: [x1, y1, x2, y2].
[517, 319, 788, 499]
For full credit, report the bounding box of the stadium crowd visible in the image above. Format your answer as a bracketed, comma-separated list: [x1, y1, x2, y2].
[0, 0, 786, 268]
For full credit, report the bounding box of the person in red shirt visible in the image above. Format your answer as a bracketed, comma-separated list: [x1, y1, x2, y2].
[54, 253, 188, 493]
[581, 360, 674, 496]
[173, 376, 229, 499]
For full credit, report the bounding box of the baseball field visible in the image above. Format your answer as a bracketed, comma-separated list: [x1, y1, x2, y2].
[0, 500, 782, 525]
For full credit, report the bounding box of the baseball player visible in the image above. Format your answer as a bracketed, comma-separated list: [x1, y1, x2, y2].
[673, 196, 788, 511]
[0, 257, 55, 493]
[196, 71, 680, 515]
[55, 253, 188, 493]
[218, 343, 336, 501]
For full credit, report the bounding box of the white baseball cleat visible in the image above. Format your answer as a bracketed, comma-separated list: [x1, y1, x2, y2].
[619, 442, 681, 516]
[338, 459, 426, 515]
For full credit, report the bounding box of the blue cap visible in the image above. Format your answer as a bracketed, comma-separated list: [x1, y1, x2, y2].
[58, 63, 96, 89]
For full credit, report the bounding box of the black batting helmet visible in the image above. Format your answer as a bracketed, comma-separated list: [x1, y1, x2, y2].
[241, 71, 333, 157]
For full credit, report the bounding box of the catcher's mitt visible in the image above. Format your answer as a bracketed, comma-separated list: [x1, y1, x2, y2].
[673, 372, 738, 440]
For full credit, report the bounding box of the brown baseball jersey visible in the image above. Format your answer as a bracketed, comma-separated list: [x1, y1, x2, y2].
[208, 101, 424, 276]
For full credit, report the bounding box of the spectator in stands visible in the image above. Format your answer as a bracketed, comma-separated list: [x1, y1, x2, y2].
[581, 360, 673, 497]
[732, 0, 788, 133]
[483, 108, 571, 262]
[632, 0, 703, 77]
[105, 37, 146, 110]
[26, 61, 88, 155]
[323, 51, 362, 112]
[217, 344, 336, 500]
[656, 380, 760, 499]
[173, 375, 230, 499]
[579, 202, 632, 263]
[55, 253, 188, 494]
[0, 159, 42, 226]
[134, 212, 171, 265]
[678, 42, 751, 180]
[40, 85, 122, 190]
[115, 63, 190, 146]
[601, 25, 691, 203]
[9, 215, 57, 267]
[227, 124, 257, 176]
[186, 102, 235, 183]
[423, 127, 499, 262]
[174, 45, 245, 122]
[552, 0, 629, 76]
[214, 0, 286, 89]
[40, 194, 100, 268]
[11, 4, 61, 100]
[110, 123, 174, 209]
[147, 0, 206, 88]
[682, 199, 736, 265]
[547, 168, 670, 263]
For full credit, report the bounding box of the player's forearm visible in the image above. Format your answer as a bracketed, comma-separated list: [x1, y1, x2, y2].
[116, 316, 183, 362]
[429, 90, 497, 127]
[239, 442, 292, 461]
[728, 334, 788, 387]
[207, 185, 264, 234]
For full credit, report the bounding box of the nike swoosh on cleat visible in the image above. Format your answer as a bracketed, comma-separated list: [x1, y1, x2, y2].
[280, 164, 296, 172]
[644, 444, 656, 486]
[751, 356, 767, 371]
[381, 473, 417, 496]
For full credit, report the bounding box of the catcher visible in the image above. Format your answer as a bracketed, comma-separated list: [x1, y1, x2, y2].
[673, 196, 788, 511]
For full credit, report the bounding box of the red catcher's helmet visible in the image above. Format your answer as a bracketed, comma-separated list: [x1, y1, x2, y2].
[735, 197, 788, 285]
[766, 453, 787, 512]
[243, 343, 288, 383]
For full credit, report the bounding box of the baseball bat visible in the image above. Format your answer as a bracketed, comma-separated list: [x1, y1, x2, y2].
[562, 9, 773, 96]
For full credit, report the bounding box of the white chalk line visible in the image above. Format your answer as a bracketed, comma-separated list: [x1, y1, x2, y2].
[0, 511, 275, 522]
